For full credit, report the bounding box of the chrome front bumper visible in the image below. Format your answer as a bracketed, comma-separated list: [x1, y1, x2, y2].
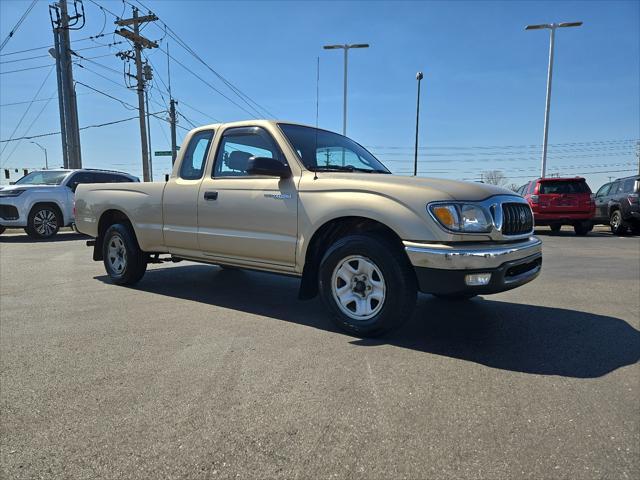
[403, 236, 542, 270]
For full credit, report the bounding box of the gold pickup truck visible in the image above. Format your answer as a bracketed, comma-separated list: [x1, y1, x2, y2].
[75, 120, 542, 336]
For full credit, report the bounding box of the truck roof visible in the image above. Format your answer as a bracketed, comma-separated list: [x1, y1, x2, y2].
[188, 119, 317, 134]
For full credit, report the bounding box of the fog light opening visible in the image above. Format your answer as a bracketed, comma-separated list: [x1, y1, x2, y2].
[465, 273, 492, 286]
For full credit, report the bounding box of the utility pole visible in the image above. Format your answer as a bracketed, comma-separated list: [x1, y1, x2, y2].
[143, 63, 153, 180]
[169, 98, 178, 165]
[49, 0, 84, 169]
[116, 8, 158, 181]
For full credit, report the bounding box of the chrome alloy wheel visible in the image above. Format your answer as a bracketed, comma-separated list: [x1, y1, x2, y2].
[33, 209, 57, 237]
[107, 234, 127, 274]
[331, 255, 386, 321]
[611, 211, 621, 229]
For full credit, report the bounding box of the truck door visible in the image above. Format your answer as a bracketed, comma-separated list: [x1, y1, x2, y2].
[162, 129, 215, 256]
[197, 126, 298, 270]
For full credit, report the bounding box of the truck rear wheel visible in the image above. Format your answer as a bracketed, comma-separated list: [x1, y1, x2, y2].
[102, 223, 147, 285]
[318, 234, 417, 337]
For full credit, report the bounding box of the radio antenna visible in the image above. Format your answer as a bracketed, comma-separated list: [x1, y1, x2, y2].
[314, 56, 320, 180]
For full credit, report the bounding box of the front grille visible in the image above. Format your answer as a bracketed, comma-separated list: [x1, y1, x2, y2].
[501, 203, 533, 235]
[0, 204, 19, 220]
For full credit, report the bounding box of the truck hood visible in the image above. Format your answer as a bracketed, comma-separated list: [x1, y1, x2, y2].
[299, 172, 516, 202]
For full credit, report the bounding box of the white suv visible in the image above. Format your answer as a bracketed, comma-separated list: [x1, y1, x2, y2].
[0, 169, 138, 239]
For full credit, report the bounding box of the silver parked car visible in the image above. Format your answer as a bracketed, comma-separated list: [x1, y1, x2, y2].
[0, 169, 138, 239]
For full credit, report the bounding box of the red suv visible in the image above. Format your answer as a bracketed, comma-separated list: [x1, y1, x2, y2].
[517, 177, 595, 235]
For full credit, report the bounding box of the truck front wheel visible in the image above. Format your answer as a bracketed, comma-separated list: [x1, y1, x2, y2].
[318, 234, 417, 337]
[102, 223, 147, 285]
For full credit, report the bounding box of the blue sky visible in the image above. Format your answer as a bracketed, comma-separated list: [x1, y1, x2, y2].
[1, 0, 638, 189]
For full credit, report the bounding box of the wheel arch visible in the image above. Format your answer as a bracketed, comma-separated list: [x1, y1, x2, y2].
[298, 215, 411, 300]
[28, 201, 64, 222]
[94, 209, 136, 261]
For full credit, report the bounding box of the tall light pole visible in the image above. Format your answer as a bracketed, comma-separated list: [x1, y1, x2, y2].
[526, 21, 582, 178]
[323, 43, 369, 135]
[414, 71, 424, 176]
[30, 141, 48, 170]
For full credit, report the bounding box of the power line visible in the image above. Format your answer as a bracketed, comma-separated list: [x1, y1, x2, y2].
[74, 62, 129, 90]
[125, 0, 275, 118]
[366, 139, 638, 151]
[75, 80, 138, 110]
[179, 98, 222, 123]
[0, 42, 125, 65]
[0, 67, 55, 158]
[2, 94, 55, 168]
[156, 45, 259, 119]
[0, 0, 38, 52]
[0, 113, 165, 144]
[86, 0, 122, 19]
[0, 33, 116, 57]
[0, 63, 56, 75]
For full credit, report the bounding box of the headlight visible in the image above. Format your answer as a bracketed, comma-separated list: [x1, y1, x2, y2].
[0, 189, 25, 197]
[428, 202, 493, 233]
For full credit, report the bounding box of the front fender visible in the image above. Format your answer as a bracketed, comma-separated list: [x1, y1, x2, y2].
[297, 190, 442, 269]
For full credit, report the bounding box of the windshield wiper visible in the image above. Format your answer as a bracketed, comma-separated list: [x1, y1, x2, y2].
[310, 165, 390, 174]
[310, 165, 356, 172]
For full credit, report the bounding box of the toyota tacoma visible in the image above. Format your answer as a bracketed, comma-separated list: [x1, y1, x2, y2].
[75, 120, 542, 336]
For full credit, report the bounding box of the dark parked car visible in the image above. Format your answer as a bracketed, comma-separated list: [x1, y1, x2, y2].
[517, 177, 595, 235]
[592, 175, 640, 235]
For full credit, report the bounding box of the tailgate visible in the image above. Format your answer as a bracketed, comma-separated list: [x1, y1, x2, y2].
[537, 180, 593, 213]
[538, 192, 592, 213]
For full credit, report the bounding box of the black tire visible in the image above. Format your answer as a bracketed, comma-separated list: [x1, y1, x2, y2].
[433, 293, 477, 301]
[102, 223, 147, 285]
[549, 224, 561, 233]
[25, 204, 61, 239]
[318, 234, 417, 337]
[610, 210, 627, 235]
[574, 221, 592, 236]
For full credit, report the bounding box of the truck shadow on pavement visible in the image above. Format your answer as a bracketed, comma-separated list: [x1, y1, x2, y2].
[0, 231, 87, 243]
[96, 264, 640, 379]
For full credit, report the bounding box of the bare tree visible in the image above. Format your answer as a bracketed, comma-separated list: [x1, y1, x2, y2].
[481, 170, 508, 186]
[506, 183, 520, 192]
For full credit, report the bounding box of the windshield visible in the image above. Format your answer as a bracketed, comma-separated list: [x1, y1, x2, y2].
[15, 171, 70, 185]
[278, 123, 390, 173]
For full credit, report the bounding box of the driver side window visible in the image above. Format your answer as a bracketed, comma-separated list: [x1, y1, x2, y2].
[213, 127, 282, 178]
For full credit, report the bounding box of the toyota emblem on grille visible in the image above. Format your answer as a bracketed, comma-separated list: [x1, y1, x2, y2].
[519, 210, 527, 224]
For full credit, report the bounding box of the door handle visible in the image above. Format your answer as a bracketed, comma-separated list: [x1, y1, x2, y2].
[204, 191, 218, 201]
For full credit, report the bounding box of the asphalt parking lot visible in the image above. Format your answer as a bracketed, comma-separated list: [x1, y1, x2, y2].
[1, 227, 638, 479]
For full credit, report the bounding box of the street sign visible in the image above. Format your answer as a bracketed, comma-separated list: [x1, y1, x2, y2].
[154, 148, 179, 156]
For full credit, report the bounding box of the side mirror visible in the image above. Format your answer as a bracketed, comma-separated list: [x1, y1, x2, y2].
[246, 157, 291, 178]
